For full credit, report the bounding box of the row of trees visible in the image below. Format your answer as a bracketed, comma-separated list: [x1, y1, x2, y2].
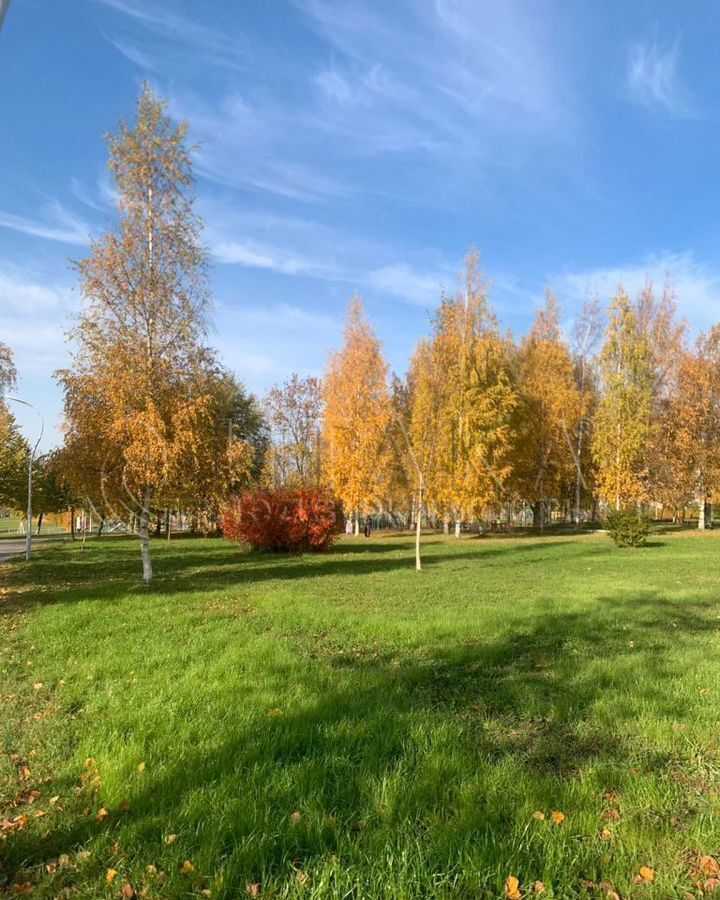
[317, 272, 716, 558]
[2, 84, 715, 579]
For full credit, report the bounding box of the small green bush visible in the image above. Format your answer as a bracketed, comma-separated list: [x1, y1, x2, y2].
[604, 509, 651, 547]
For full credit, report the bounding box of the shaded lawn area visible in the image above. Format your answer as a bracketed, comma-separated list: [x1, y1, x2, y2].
[2, 532, 720, 898]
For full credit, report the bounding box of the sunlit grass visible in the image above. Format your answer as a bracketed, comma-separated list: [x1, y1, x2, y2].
[3, 530, 720, 897]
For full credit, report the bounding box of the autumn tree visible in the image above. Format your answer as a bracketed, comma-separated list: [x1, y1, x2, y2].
[263, 374, 322, 488]
[390, 339, 445, 568]
[568, 298, 602, 525]
[635, 281, 687, 516]
[322, 296, 390, 534]
[57, 84, 232, 583]
[424, 251, 516, 535]
[592, 289, 654, 510]
[660, 331, 720, 526]
[511, 291, 581, 530]
[0, 343, 28, 514]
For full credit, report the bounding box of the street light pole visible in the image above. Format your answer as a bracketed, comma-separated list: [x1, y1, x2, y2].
[0, 0, 12, 34]
[6, 396, 44, 560]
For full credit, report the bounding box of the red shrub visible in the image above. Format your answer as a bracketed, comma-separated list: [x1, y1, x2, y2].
[221, 489, 341, 552]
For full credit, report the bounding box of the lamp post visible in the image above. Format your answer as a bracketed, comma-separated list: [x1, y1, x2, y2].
[0, 0, 11, 34]
[6, 396, 44, 560]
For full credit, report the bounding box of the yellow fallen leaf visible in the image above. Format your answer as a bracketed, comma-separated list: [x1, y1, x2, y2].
[633, 865, 655, 884]
[84, 758, 95, 769]
[106, 868, 118, 884]
[290, 811, 302, 825]
[164, 833, 178, 845]
[96, 807, 109, 822]
[33, 683, 43, 691]
[180, 860, 194, 875]
[137, 762, 146, 773]
[551, 810, 566, 825]
[505, 874, 521, 899]
[19, 767, 30, 781]
[532, 811, 545, 821]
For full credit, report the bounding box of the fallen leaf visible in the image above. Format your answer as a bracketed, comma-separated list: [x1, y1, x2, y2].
[533, 881, 546, 894]
[49, 796, 60, 805]
[19, 767, 31, 781]
[180, 860, 194, 875]
[246, 885, 261, 898]
[106, 868, 118, 885]
[290, 811, 302, 825]
[599, 828, 613, 841]
[532, 811, 545, 821]
[84, 758, 95, 769]
[164, 833, 178, 845]
[120, 884, 136, 898]
[505, 875, 521, 899]
[137, 762, 146, 773]
[33, 683, 43, 691]
[96, 807, 109, 822]
[551, 810, 566, 826]
[704, 878, 720, 893]
[699, 856, 720, 877]
[146, 865, 157, 876]
[633, 865, 654, 884]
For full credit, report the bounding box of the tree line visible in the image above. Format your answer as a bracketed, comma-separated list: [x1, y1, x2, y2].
[0, 84, 715, 581]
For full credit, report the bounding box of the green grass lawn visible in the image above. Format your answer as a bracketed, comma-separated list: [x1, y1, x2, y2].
[3, 531, 720, 898]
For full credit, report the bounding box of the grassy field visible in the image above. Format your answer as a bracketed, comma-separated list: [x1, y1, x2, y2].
[3, 530, 720, 898]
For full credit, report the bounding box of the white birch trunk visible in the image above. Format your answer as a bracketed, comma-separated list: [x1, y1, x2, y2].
[139, 486, 154, 585]
[415, 489, 423, 571]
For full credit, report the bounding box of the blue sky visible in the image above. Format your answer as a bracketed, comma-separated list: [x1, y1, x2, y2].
[2, 0, 720, 449]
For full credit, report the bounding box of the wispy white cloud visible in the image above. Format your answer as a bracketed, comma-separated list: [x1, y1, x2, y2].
[626, 35, 698, 117]
[555, 251, 720, 328]
[365, 263, 451, 306]
[0, 271, 73, 315]
[211, 237, 341, 278]
[99, 0, 253, 71]
[220, 301, 338, 333]
[0, 201, 93, 246]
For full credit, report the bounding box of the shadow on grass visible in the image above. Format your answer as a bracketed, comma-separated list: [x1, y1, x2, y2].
[4, 590, 717, 892]
[0, 536, 590, 612]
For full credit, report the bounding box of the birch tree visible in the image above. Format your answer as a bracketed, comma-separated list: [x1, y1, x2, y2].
[592, 289, 654, 510]
[57, 84, 221, 583]
[322, 296, 390, 533]
[427, 251, 516, 535]
[264, 374, 322, 487]
[512, 291, 581, 530]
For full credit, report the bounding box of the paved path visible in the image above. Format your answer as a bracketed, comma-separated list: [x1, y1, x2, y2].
[0, 537, 59, 563]
[0, 539, 28, 563]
